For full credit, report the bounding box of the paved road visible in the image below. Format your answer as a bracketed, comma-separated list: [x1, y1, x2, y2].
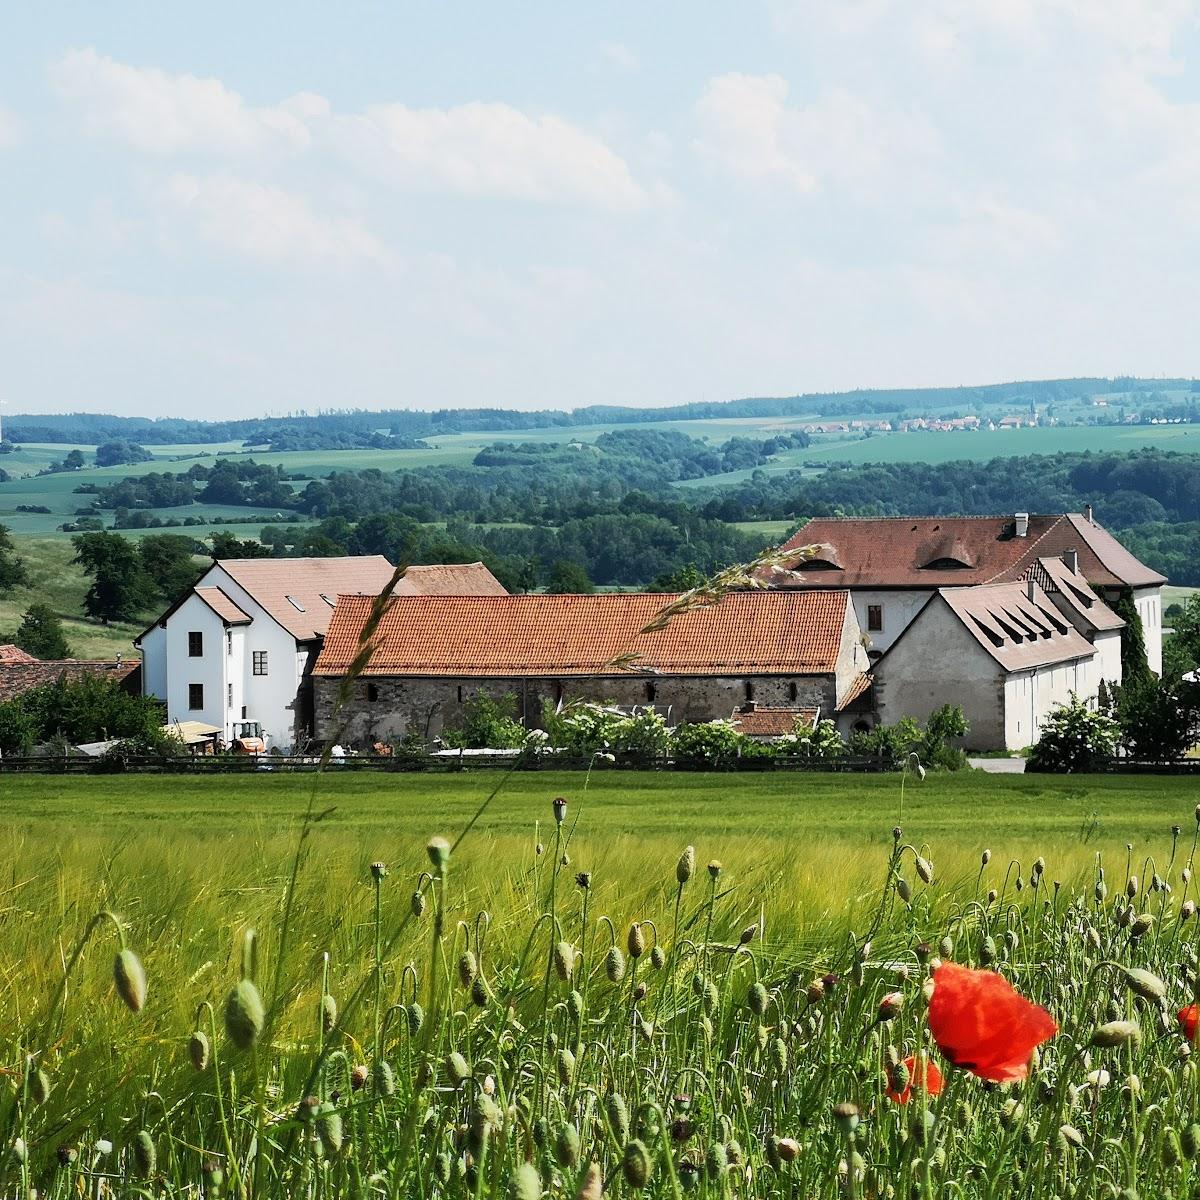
[968, 757, 1027, 774]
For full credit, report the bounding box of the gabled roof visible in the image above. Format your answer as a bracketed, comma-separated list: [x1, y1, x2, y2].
[0, 644, 38, 664]
[836, 672, 874, 711]
[776, 515, 1165, 589]
[218, 556, 399, 641]
[392, 562, 508, 596]
[1023, 556, 1125, 633]
[193, 587, 252, 626]
[314, 590, 852, 678]
[0, 659, 140, 703]
[936, 582, 1096, 671]
[730, 705, 819, 737]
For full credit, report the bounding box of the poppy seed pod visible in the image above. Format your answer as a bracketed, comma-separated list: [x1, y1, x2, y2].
[627, 923, 645, 959]
[113, 948, 147, 1014]
[676, 845, 696, 885]
[370, 861, 387, 881]
[605, 945, 626, 983]
[224, 978, 265, 1050]
[552, 796, 567, 825]
[832, 1102, 860, 1134]
[133, 1131, 155, 1179]
[188, 1030, 210, 1072]
[426, 837, 451, 871]
[623, 1140, 652, 1189]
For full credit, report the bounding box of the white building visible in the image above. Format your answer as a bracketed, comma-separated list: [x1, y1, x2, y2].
[771, 511, 1164, 674]
[135, 558, 506, 751]
[872, 579, 1115, 750]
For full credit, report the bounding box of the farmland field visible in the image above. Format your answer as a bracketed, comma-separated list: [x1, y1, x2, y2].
[0, 767, 1197, 1197]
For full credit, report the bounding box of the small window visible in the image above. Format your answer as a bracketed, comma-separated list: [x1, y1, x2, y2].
[253, 650, 268, 676]
[867, 605, 883, 632]
[285, 595, 306, 612]
[645, 681, 657, 702]
[188, 683, 204, 710]
[226, 630, 233, 656]
[241, 705, 247, 719]
[789, 682, 798, 702]
[744, 681, 755, 702]
[227, 683, 233, 708]
[366, 682, 379, 702]
[320, 593, 336, 607]
[457, 685, 464, 703]
[188, 631, 203, 657]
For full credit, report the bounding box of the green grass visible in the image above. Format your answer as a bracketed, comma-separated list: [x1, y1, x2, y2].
[0, 537, 145, 657]
[0, 767, 1198, 1196]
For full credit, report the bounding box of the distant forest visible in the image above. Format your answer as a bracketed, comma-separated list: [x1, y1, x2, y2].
[79, 429, 1200, 587]
[7, 376, 1198, 448]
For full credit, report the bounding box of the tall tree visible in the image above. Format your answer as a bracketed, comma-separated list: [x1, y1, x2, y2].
[138, 534, 203, 602]
[546, 560, 596, 594]
[71, 531, 153, 624]
[0, 524, 28, 594]
[13, 604, 72, 659]
[1113, 589, 1153, 687]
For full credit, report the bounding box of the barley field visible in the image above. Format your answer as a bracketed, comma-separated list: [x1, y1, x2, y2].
[1, 768, 1198, 1198]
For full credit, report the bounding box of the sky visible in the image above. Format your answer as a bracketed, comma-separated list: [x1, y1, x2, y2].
[2, 1, 1200, 419]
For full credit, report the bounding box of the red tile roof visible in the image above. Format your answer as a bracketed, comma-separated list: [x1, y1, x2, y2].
[0, 644, 38, 664]
[215, 556, 400, 641]
[836, 672, 874, 711]
[935, 582, 1097, 670]
[0, 660, 140, 702]
[193, 587, 252, 625]
[775, 515, 1165, 589]
[730, 705, 819, 736]
[314, 590, 851, 678]
[392, 562, 508, 596]
[1024, 556, 1125, 633]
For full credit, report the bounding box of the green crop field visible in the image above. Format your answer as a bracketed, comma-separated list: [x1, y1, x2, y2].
[0, 767, 1196, 1197]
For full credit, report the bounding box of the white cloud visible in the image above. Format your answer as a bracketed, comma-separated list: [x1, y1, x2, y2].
[50, 48, 314, 154]
[600, 43, 639, 71]
[165, 174, 385, 264]
[0, 105, 23, 148]
[336, 100, 655, 210]
[694, 73, 941, 198]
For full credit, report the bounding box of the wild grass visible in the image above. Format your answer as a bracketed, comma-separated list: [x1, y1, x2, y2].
[1, 769, 1199, 1197]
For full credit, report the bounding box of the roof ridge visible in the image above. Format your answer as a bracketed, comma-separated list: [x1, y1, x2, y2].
[980, 515, 1064, 584]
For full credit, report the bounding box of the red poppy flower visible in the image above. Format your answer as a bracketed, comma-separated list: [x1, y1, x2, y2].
[886, 1055, 944, 1105]
[928, 962, 1057, 1083]
[1179, 1004, 1198, 1041]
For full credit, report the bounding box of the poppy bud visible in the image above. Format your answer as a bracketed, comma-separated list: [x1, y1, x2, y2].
[1184, 900, 1197, 921]
[1127, 875, 1139, 898]
[915, 857, 933, 885]
[445, 1051, 471, 1087]
[1095, 880, 1108, 903]
[1183, 1123, 1200, 1159]
[987, 888, 998, 904]
[981, 848, 991, 866]
[374, 1060, 396, 1096]
[113, 949, 147, 1014]
[557, 1048, 576, 1086]
[633, 982, 647, 1001]
[406, 1002, 424, 1035]
[627, 923, 645, 958]
[426, 837, 451, 871]
[939, 936, 954, 958]
[321, 993, 337, 1034]
[605, 946, 626, 983]
[1091, 1020, 1141, 1048]
[224, 979, 265, 1050]
[133, 1130, 156, 1178]
[605, 1093, 629, 1143]
[739, 924, 757, 945]
[897, 878, 912, 903]
[806, 978, 826, 1004]
[777, 1137, 800, 1163]
[705, 1142, 727, 1178]
[622, 1140, 651, 1189]
[1124, 967, 1167, 1001]
[1058, 1123, 1084, 1150]
[351, 1064, 369, 1091]
[316, 1104, 343, 1156]
[1130, 913, 1155, 938]
[189, 1030, 210, 1072]
[458, 950, 478, 989]
[411, 891, 426, 918]
[576, 1163, 602, 1200]
[650, 945, 666, 969]
[555, 1124, 580, 1168]
[878, 992, 904, 1021]
[979, 935, 997, 964]
[575, 872, 591, 889]
[554, 942, 576, 982]
[893, 826, 903, 841]
[676, 845, 696, 884]
[747, 982, 768, 1015]
[509, 1163, 541, 1200]
[707, 860, 722, 879]
[832, 1102, 860, 1134]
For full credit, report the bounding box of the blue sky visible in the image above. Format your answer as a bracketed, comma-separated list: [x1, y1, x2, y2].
[2, 2, 1200, 418]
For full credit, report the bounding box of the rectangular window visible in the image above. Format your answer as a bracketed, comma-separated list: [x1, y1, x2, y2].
[253, 650, 269, 676]
[188, 631, 204, 657]
[867, 605, 883, 632]
[188, 683, 204, 710]
[227, 683, 233, 708]
[226, 631, 233, 656]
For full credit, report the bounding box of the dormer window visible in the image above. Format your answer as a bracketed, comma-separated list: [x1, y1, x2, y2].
[803, 558, 843, 571]
[921, 557, 973, 570]
[285, 595, 306, 612]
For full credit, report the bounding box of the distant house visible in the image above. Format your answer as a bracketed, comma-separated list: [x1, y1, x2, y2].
[134, 558, 506, 752]
[729, 702, 819, 741]
[770, 512, 1164, 674]
[0, 652, 140, 703]
[872, 579, 1112, 750]
[310, 590, 871, 747]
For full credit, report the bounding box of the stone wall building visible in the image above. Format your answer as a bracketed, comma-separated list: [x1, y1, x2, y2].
[311, 590, 871, 747]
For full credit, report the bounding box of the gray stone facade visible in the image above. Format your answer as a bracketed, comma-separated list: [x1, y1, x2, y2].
[315, 672, 837, 747]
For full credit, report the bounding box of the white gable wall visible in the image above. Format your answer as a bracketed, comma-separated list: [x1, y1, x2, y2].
[1003, 656, 1094, 750]
[1134, 586, 1162, 675]
[139, 623, 167, 700]
[1094, 628, 1122, 687]
[848, 589, 935, 655]
[163, 592, 229, 735]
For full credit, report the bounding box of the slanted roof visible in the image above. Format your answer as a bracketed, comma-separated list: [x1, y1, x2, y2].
[314, 590, 852, 678]
[193, 587, 252, 626]
[937, 582, 1096, 671]
[776, 515, 1165, 589]
[0, 644, 38, 664]
[392, 562, 508, 596]
[216, 556, 398, 641]
[836, 672, 874, 711]
[730, 705, 819, 737]
[0, 659, 140, 703]
[1024, 556, 1125, 633]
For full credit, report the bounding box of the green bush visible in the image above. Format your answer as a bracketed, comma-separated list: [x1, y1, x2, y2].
[443, 693, 526, 750]
[1027, 694, 1120, 773]
[778, 717, 845, 759]
[673, 719, 742, 766]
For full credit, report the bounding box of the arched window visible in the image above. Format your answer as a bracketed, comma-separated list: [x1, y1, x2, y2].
[788, 682, 798, 702]
[645, 681, 657, 702]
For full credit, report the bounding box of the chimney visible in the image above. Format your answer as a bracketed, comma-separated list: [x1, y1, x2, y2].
[1084, 503, 1094, 525]
[743, 699, 757, 712]
[1062, 548, 1079, 574]
[1026, 578, 1036, 602]
[1014, 512, 1029, 538]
